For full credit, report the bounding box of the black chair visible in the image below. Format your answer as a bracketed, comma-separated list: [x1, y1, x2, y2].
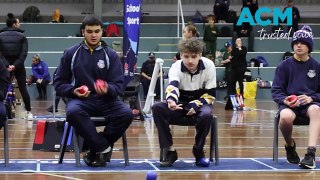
[160, 115, 219, 165]
[273, 112, 310, 164]
[122, 73, 145, 121]
[58, 117, 129, 167]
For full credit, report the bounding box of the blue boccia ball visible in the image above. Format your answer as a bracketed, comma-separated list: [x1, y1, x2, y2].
[146, 171, 157, 180]
[198, 158, 210, 167]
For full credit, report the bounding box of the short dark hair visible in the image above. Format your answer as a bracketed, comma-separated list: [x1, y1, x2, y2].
[6, 13, 17, 27]
[81, 15, 103, 30]
[178, 38, 203, 54]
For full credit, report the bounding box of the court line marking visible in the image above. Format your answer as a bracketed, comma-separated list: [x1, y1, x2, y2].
[250, 158, 278, 170]
[146, 159, 160, 171]
[36, 160, 40, 172]
[37, 172, 84, 180]
[1, 158, 319, 173]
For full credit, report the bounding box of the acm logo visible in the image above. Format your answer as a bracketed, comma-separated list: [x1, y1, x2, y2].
[237, 7, 292, 26]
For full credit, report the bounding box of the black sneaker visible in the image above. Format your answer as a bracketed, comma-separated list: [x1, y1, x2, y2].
[83, 151, 96, 166]
[90, 146, 112, 167]
[47, 106, 58, 113]
[90, 152, 109, 167]
[160, 150, 178, 167]
[299, 153, 316, 169]
[192, 146, 208, 167]
[285, 139, 300, 164]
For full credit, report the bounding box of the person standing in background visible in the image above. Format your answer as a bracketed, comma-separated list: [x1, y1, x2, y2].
[220, 41, 233, 99]
[283, 0, 300, 36]
[203, 14, 219, 62]
[233, 14, 254, 52]
[229, 38, 247, 96]
[0, 13, 32, 119]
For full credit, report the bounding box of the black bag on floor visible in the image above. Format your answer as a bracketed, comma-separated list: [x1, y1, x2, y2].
[33, 120, 83, 152]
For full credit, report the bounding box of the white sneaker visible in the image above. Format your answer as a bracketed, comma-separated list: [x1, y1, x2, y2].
[26, 111, 33, 121]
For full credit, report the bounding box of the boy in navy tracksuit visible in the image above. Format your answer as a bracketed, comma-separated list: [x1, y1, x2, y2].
[53, 15, 133, 167]
[271, 26, 320, 169]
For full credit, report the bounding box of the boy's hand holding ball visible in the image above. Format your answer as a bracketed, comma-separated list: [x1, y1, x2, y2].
[74, 85, 90, 97]
[286, 94, 299, 108]
[95, 79, 108, 95]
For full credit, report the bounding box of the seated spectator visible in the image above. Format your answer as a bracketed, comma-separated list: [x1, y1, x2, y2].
[141, 52, 161, 98]
[242, 0, 259, 17]
[52, 8, 66, 23]
[213, 0, 230, 23]
[173, 24, 199, 62]
[31, 54, 50, 100]
[232, 15, 254, 52]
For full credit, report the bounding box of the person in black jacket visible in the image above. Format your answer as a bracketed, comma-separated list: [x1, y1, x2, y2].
[0, 57, 10, 129]
[0, 13, 32, 119]
[233, 15, 254, 52]
[283, 0, 300, 36]
[140, 52, 160, 98]
[228, 38, 247, 96]
[213, 0, 230, 23]
[242, 0, 258, 17]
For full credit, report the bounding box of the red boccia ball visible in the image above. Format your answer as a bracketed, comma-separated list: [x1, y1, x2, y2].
[95, 79, 106, 89]
[78, 85, 88, 94]
[288, 95, 298, 103]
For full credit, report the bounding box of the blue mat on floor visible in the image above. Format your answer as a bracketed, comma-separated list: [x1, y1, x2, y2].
[0, 158, 319, 172]
[33, 115, 66, 119]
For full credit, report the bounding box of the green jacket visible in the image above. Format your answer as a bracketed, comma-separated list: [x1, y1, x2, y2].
[203, 25, 219, 42]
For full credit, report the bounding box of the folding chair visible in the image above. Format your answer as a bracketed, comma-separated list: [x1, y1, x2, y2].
[122, 73, 145, 121]
[3, 120, 8, 167]
[160, 115, 219, 165]
[273, 112, 310, 164]
[58, 117, 129, 167]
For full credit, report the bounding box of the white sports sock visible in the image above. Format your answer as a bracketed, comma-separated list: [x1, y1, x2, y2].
[97, 146, 111, 154]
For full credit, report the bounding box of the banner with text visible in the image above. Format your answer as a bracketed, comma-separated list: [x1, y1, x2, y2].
[123, 0, 141, 88]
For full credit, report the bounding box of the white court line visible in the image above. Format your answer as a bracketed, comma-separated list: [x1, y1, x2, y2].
[36, 160, 41, 172]
[145, 159, 160, 171]
[2, 158, 319, 173]
[250, 158, 278, 170]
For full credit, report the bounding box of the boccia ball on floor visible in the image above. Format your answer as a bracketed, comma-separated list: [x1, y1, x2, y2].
[146, 171, 157, 180]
